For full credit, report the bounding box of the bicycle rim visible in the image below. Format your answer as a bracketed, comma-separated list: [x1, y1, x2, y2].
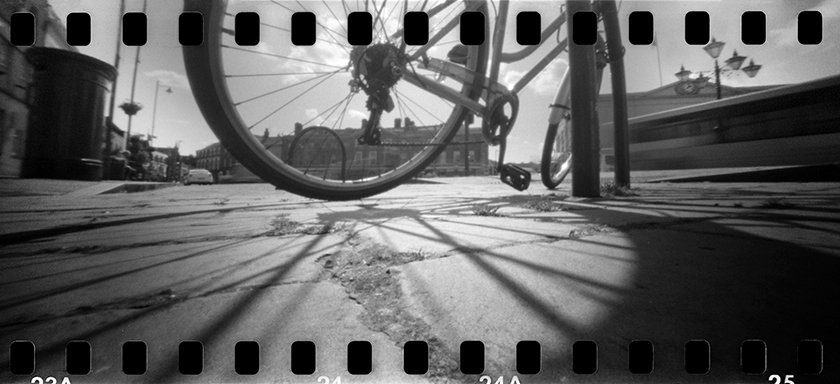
[541, 120, 572, 189]
[183, 0, 488, 200]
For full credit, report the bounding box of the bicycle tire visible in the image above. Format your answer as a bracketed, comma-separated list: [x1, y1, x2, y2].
[182, 0, 488, 200]
[541, 120, 573, 189]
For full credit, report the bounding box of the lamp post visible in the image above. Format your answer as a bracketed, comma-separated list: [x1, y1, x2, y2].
[675, 37, 762, 99]
[149, 79, 173, 146]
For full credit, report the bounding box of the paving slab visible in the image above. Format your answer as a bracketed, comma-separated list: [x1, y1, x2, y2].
[0, 179, 838, 383]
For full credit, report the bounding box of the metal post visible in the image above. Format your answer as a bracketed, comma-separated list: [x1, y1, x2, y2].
[600, 0, 630, 188]
[567, 0, 600, 197]
[463, 114, 472, 176]
[125, 0, 147, 146]
[714, 59, 722, 99]
[104, 0, 126, 179]
[151, 79, 160, 145]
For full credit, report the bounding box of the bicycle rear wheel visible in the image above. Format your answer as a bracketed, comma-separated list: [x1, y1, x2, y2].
[183, 0, 488, 200]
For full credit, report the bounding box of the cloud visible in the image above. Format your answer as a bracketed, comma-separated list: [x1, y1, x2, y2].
[144, 70, 190, 89]
[769, 1, 840, 47]
[348, 109, 368, 120]
[531, 59, 569, 96]
[503, 59, 569, 96]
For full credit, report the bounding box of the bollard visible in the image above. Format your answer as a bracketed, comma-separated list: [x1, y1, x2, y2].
[22, 48, 117, 181]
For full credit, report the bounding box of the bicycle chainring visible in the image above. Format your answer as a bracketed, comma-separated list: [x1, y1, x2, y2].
[482, 95, 519, 146]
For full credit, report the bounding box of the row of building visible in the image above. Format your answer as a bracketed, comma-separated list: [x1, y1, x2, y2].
[195, 119, 493, 183]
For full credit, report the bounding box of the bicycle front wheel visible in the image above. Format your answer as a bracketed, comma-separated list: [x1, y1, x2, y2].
[183, 0, 488, 200]
[541, 68, 572, 189]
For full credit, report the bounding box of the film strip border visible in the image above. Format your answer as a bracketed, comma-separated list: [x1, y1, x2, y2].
[5, 9, 826, 47]
[8, 339, 826, 376]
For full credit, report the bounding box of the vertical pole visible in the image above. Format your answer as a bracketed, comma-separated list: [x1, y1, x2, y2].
[125, 0, 147, 146]
[715, 59, 721, 99]
[463, 114, 471, 176]
[567, 0, 600, 197]
[104, 0, 126, 179]
[601, 0, 630, 188]
[151, 79, 159, 145]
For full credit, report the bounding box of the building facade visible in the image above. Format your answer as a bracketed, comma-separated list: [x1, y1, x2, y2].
[195, 142, 238, 182]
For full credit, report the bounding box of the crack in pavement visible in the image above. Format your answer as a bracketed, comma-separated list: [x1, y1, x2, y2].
[0, 278, 325, 330]
[317, 236, 473, 384]
[1, 233, 273, 258]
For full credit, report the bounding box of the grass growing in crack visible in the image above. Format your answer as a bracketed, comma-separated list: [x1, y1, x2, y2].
[569, 224, 616, 239]
[270, 214, 342, 235]
[601, 180, 637, 197]
[759, 198, 794, 209]
[522, 198, 566, 212]
[472, 204, 503, 216]
[325, 241, 462, 382]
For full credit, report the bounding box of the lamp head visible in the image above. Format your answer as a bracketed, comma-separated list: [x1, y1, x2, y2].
[703, 37, 726, 59]
[724, 50, 747, 70]
[742, 59, 762, 78]
[675, 65, 692, 82]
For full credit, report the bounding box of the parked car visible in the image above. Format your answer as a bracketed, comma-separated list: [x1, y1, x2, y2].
[184, 169, 214, 185]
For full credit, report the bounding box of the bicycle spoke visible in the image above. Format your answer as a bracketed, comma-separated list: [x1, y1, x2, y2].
[393, 87, 408, 122]
[226, 71, 335, 78]
[333, 93, 357, 130]
[382, 1, 401, 38]
[322, 0, 349, 36]
[269, 0, 295, 14]
[270, 0, 348, 46]
[250, 20, 346, 49]
[234, 71, 338, 106]
[394, 87, 446, 124]
[295, 0, 311, 13]
[392, 88, 428, 126]
[301, 93, 354, 127]
[247, 71, 341, 130]
[341, 0, 351, 17]
[371, 0, 389, 42]
[223, 45, 347, 69]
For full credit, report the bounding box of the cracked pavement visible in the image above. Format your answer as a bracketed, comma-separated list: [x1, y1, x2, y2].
[1, 178, 839, 383]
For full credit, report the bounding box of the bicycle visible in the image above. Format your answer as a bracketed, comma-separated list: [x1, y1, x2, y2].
[183, 0, 610, 200]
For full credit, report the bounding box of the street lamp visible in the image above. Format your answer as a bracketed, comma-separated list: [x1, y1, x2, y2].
[675, 37, 762, 99]
[149, 79, 173, 145]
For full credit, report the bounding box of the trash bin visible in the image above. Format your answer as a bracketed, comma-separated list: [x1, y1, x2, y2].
[22, 47, 117, 181]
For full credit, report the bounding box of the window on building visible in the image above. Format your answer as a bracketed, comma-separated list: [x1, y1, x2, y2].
[453, 150, 461, 163]
[469, 150, 476, 162]
[367, 151, 377, 165]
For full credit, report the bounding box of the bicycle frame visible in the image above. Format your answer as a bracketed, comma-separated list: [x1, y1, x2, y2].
[403, 0, 569, 117]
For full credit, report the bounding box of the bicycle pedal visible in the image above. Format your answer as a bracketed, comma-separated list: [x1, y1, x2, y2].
[499, 164, 531, 191]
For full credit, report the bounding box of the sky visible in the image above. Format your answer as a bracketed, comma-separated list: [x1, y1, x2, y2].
[48, 0, 840, 161]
